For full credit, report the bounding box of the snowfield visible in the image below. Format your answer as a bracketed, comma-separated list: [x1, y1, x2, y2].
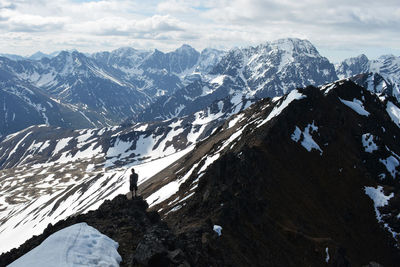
[0, 145, 194, 254]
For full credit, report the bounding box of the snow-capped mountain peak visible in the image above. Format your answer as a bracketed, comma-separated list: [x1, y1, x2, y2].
[337, 53, 400, 100]
[267, 38, 320, 57]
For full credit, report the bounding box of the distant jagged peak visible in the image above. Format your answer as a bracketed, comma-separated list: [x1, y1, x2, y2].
[377, 54, 399, 61]
[175, 44, 197, 53]
[200, 47, 225, 54]
[149, 45, 199, 57]
[151, 48, 164, 55]
[29, 51, 49, 60]
[28, 51, 60, 61]
[109, 46, 150, 57]
[342, 54, 370, 65]
[169, 44, 200, 61]
[220, 38, 324, 62]
[268, 38, 319, 54]
[111, 46, 139, 55]
[55, 49, 87, 61]
[349, 72, 394, 98]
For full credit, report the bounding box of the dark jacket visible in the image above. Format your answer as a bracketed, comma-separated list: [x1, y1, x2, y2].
[130, 172, 138, 191]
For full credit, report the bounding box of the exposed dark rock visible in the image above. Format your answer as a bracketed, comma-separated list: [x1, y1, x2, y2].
[143, 80, 400, 266]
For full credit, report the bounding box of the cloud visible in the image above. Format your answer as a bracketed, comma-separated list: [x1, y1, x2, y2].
[196, 0, 400, 52]
[0, 7, 66, 32]
[202, 0, 400, 29]
[0, 1, 15, 10]
[5, 14, 65, 32]
[0, 0, 398, 61]
[69, 15, 185, 37]
[157, 0, 199, 14]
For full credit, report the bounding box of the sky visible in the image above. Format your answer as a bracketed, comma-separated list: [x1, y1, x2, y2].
[0, 0, 399, 62]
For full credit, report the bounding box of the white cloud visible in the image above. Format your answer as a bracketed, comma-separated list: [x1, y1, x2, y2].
[68, 15, 184, 36]
[157, 0, 195, 14]
[1, 13, 66, 32]
[0, 0, 398, 61]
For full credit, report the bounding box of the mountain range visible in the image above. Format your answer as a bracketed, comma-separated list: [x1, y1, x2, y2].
[1, 38, 398, 138]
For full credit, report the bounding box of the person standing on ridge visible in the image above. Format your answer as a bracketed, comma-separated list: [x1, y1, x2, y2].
[129, 168, 138, 198]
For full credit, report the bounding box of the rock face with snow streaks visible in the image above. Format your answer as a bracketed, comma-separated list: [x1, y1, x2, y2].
[136, 38, 337, 121]
[139, 80, 400, 266]
[337, 54, 400, 100]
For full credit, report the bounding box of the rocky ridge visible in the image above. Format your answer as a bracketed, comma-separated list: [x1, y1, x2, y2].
[140, 80, 400, 266]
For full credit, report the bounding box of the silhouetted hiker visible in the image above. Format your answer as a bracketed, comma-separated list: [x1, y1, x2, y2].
[129, 168, 138, 198]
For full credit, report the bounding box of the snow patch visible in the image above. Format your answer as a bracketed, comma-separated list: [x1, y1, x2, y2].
[258, 89, 306, 128]
[210, 75, 226, 85]
[364, 186, 398, 238]
[379, 156, 399, 178]
[339, 98, 370, 116]
[106, 138, 133, 159]
[146, 181, 181, 208]
[386, 101, 400, 128]
[213, 225, 222, 236]
[320, 82, 336, 95]
[325, 247, 330, 263]
[362, 133, 378, 153]
[228, 113, 245, 129]
[134, 124, 148, 132]
[52, 137, 73, 155]
[199, 153, 221, 173]
[291, 122, 322, 155]
[146, 151, 198, 208]
[9, 223, 121, 267]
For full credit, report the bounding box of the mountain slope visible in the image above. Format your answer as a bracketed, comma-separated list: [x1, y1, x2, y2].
[18, 51, 150, 125]
[0, 103, 229, 253]
[0, 62, 97, 136]
[135, 75, 255, 122]
[139, 79, 400, 266]
[350, 72, 394, 98]
[2, 80, 400, 266]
